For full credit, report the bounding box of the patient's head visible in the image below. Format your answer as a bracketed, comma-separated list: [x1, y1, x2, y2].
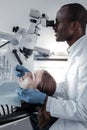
[19, 70, 56, 96]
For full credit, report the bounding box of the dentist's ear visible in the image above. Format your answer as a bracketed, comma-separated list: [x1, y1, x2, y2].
[71, 21, 81, 31]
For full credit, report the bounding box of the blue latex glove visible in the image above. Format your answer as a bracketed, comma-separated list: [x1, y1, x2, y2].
[14, 65, 30, 77]
[17, 87, 46, 104]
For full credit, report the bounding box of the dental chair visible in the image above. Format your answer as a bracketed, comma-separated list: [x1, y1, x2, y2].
[0, 102, 37, 130]
[0, 81, 40, 130]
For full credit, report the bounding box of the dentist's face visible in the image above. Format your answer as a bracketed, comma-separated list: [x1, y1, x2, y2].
[53, 6, 74, 42]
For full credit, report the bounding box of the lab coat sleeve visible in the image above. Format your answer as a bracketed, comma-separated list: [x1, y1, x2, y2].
[46, 62, 87, 121]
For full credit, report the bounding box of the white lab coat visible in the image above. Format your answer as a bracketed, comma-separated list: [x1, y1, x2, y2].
[46, 35, 87, 130]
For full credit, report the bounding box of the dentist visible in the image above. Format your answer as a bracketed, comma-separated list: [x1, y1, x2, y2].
[14, 3, 87, 130]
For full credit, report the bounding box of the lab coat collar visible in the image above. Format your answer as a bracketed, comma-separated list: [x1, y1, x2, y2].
[67, 35, 87, 57]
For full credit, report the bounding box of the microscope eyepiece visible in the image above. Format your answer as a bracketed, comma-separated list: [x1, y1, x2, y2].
[46, 20, 54, 27]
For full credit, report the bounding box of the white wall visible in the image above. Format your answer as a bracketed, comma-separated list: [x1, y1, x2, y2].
[0, 0, 86, 52]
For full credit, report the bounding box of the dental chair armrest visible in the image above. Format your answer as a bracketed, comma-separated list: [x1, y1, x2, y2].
[0, 102, 41, 125]
[0, 110, 30, 125]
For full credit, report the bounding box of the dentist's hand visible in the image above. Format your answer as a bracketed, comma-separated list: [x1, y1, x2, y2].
[14, 65, 30, 77]
[17, 87, 46, 104]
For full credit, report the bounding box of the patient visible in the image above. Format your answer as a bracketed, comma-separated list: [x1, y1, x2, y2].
[18, 70, 57, 129]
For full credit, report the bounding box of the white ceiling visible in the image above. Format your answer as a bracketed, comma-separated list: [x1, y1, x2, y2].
[0, 0, 86, 32]
[0, 0, 86, 51]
